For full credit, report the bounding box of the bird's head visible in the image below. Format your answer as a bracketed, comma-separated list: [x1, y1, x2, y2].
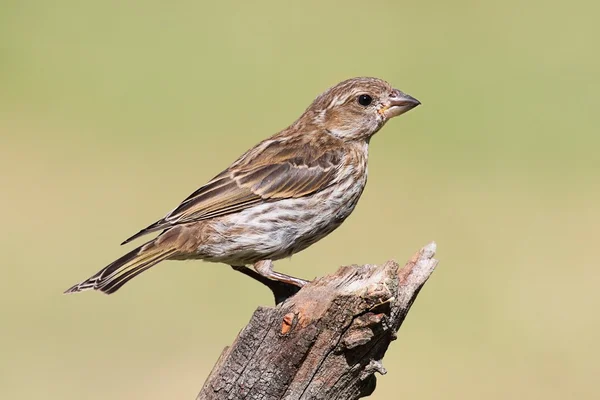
[303, 77, 420, 141]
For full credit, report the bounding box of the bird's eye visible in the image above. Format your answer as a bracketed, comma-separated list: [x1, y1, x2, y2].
[357, 94, 373, 106]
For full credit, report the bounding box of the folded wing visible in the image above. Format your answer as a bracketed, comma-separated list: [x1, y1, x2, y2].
[121, 135, 344, 244]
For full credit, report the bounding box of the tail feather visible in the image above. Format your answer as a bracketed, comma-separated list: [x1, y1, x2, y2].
[121, 221, 166, 245]
[64, 240, 176, 295]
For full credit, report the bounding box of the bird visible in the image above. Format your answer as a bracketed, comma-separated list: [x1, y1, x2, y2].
[64, 77, 420, 303]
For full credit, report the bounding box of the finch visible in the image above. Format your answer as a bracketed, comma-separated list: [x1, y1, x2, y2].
[65, 77, 420, 303]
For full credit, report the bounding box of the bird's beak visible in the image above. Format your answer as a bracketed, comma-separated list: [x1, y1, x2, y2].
[379, 89, 421, 119]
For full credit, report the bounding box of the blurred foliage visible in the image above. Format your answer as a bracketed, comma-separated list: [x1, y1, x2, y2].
[1, 0, 599, 399]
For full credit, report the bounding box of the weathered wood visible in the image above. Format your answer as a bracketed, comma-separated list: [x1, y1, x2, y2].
[198, 243, 439, 400]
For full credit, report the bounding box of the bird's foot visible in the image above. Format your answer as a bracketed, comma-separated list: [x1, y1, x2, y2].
[253, 260, 309, 288]
[230, 261, 307, 305]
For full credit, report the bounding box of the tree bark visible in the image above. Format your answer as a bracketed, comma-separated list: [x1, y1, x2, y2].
[197, 242, 439, 400]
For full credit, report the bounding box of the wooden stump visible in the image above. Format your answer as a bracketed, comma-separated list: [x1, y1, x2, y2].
[197, 242, 439, 400]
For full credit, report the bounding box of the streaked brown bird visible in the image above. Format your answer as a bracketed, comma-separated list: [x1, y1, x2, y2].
[65, 77, 420, 303]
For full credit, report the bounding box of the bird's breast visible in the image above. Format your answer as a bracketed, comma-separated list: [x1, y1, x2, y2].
[197, 145, 369, 264]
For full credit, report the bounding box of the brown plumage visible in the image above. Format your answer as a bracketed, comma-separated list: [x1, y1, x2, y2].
[65, 77, 420, 302]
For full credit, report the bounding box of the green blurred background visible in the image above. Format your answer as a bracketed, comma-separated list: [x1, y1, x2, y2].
[1, 0, 598, 398]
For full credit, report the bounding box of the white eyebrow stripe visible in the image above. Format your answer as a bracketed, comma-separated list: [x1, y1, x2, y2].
[327, 95, 345, 109]
[327, 88, 363, 109]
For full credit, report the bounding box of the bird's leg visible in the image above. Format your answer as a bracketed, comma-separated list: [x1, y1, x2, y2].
[230, 264, 303, 305]
[253, 260, 309, 288]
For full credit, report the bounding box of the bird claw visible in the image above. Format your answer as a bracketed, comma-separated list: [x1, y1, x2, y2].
[230, 264, 304, 305]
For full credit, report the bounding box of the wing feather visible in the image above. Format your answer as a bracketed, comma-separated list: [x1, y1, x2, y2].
[121, 134, 344, 244]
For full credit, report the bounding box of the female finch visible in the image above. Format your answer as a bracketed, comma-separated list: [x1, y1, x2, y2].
[65, 77, 420, 303]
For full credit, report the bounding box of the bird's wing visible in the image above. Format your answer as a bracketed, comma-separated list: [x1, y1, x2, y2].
[121, 135, 344, 244]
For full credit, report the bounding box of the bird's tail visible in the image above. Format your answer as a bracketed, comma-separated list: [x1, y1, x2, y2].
[64, 239, 178, 295]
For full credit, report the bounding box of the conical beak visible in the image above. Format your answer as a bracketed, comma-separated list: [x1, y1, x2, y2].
[380, 89, 421, 119]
